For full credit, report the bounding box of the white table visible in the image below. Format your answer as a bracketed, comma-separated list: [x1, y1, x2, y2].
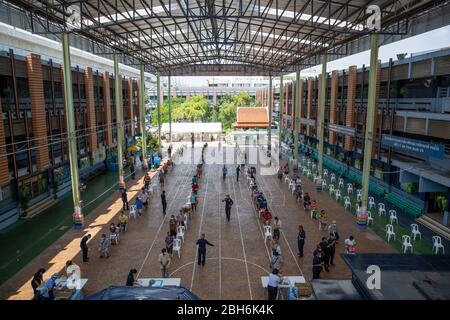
[261, 276, 305, 288]
[138, 278, 181, 287]
[261, 276, 306, 300]
[55, 277, 88, 290]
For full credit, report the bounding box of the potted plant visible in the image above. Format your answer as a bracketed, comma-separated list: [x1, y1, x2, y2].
[52, 180, 59, 199]
[37, 176, 47, 194]
[19, 184, 30, 218]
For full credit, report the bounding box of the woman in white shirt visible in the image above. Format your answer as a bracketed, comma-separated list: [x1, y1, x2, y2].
[344, 235, 356, 254]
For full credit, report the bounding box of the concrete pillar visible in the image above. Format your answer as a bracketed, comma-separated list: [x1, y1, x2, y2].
[268, 76, 273, 150]
[139, 64, 147, 163]
[168, 74, 172, 142]
[306, 79, 313, 136]
[156, 73, 161, 145]
[103, 71, 113, 147]
[372, 61, 382, 159]
[61, 33, 82, 224]
[345, 66, 357, 151]
[317, 55, 327, 176]
[127, 77, 134, 136]
[361, 34, 379, 210]
[114, 53, 124, 183]
[84, 67, 97, 154]
[294, 65, 301, 160]
[26, 53, 49, 171]
[329, 71, 339, 145]
[279, 74, 284, 141]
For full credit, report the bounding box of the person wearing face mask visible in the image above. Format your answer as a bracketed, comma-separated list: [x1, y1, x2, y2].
[312, 249, 323, 279]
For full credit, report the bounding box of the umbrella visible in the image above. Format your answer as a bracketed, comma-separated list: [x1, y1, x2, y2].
[128, 145, 140, 152]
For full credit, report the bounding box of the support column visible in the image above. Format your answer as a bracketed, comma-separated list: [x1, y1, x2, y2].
[168, 74, 172, 143]
[62, 33, 82, 226]
[84, 67, 97, 154]
[317, 55, 328, 176]
[127, 78, 134, 137]
[361, 34, 379, 210]
[279, 74, 284, 146]
[345, 66, 357, 151]
[267, 76, 273, 150]
[139, 64, 147, 167]
[114, 53, 124, 184]
[294, 65, 301, 160]
[306, 79, 313, 136]
[329, 71, 339, 145]
[156, 73, 162, 145]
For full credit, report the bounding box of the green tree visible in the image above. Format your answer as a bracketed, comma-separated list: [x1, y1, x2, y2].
[151, 97, 185, 125]
[216, 91, 257, 131]
[173, 95, 209, 121]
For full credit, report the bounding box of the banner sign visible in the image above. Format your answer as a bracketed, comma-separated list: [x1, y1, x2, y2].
[300, 118, 316, 127]
[328, 124, 355, 137]
[382, 134, 445, 159]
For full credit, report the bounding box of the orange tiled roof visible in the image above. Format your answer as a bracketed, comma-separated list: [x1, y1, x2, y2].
[233, 107, 269, 128]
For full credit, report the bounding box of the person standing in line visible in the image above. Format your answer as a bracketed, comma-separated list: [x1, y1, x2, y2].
[165, 231, 174, 258]
[236, 165, 241, 182]
[121, 190, 129, 211]
[328, 220, 339, 241]
[196, 234, 214, 266]
[135, 195, 143, 216]
[267, 269, 282, 300]
[31, 268, 46, 300]
[161, 190, 167, 215]
[319, 237, 330, 272]
[99, 234, 110, 258]
[222, 194, 234, 222]
[273, 217, 281, 240]
[272, 238, 282, 256]
[159, 171, 165, 188]
[80, 234, 92, 262]
[144, 173, 151, 190]
[327, 231, 337, 266]
[191, 134, 195, 148]
[169, 215, 178, 237]
[222, 165, 228, 181]
[303, 192, 311, 211]
[270, 250, 283, 271]
[168, 144, 172, 158]
[126, 269, 139, 286]
[118, 211, 128, 232]
[312, 250, 323, 279]
[297, 225, 306, 257]
[190, 191, 198, 212]
[158, 248, 171, 278]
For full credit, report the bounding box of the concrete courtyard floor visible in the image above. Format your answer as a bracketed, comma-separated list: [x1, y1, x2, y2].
[0, 143, 395, 300]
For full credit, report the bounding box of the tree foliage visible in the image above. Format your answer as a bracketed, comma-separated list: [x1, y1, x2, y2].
[217, 91, 257, 131]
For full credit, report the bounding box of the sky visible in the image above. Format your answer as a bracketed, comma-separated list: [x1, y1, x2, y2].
[170, 24, 450, 87]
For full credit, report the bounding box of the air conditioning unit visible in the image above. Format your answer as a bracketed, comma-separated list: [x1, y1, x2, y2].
[19, 111, 24, 118]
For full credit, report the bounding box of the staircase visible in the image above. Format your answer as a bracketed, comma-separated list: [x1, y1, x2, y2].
[417, 215, 450, 240]
[22, 196, 57, 219]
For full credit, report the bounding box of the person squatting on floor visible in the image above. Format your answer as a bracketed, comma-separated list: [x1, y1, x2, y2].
[196, 234, 214, 266]
[222, 194, 234, 221]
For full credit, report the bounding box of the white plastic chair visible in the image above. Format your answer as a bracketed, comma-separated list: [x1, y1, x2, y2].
[410, 224, 421, 241]
[347, 183, 354, 195]
[432, 236, 445, 254]
[323, 169, 328, 178]
[312, 164, 317, 171]
[177, 226, 186, 243]
[401, 235, 413, 253]
[385, 224, 396, 242]
[330, 174, 336, 184]
[129, 205, 137, 219]
[173, 238, 182, 258]
[264, 225, 273, 241]
[367, 211, 373, 225]
[322, 179, 327, 190]
[335, 189, 342, 201]
[344, 196, 351, 210]
[313, 175, 320, 184]
[356, 203, 360, 212]
[288, 180, 295, 190]
[110, 232, 119, 245]
[368, 197, 376, 210]
[378, 203, 386, 216]
[329, 184, 336, 196]
[284, 175, 290, 184]
[389, 210, 398, 224]
[184, 217, 188, 230]
[338, 178, 344, 189]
